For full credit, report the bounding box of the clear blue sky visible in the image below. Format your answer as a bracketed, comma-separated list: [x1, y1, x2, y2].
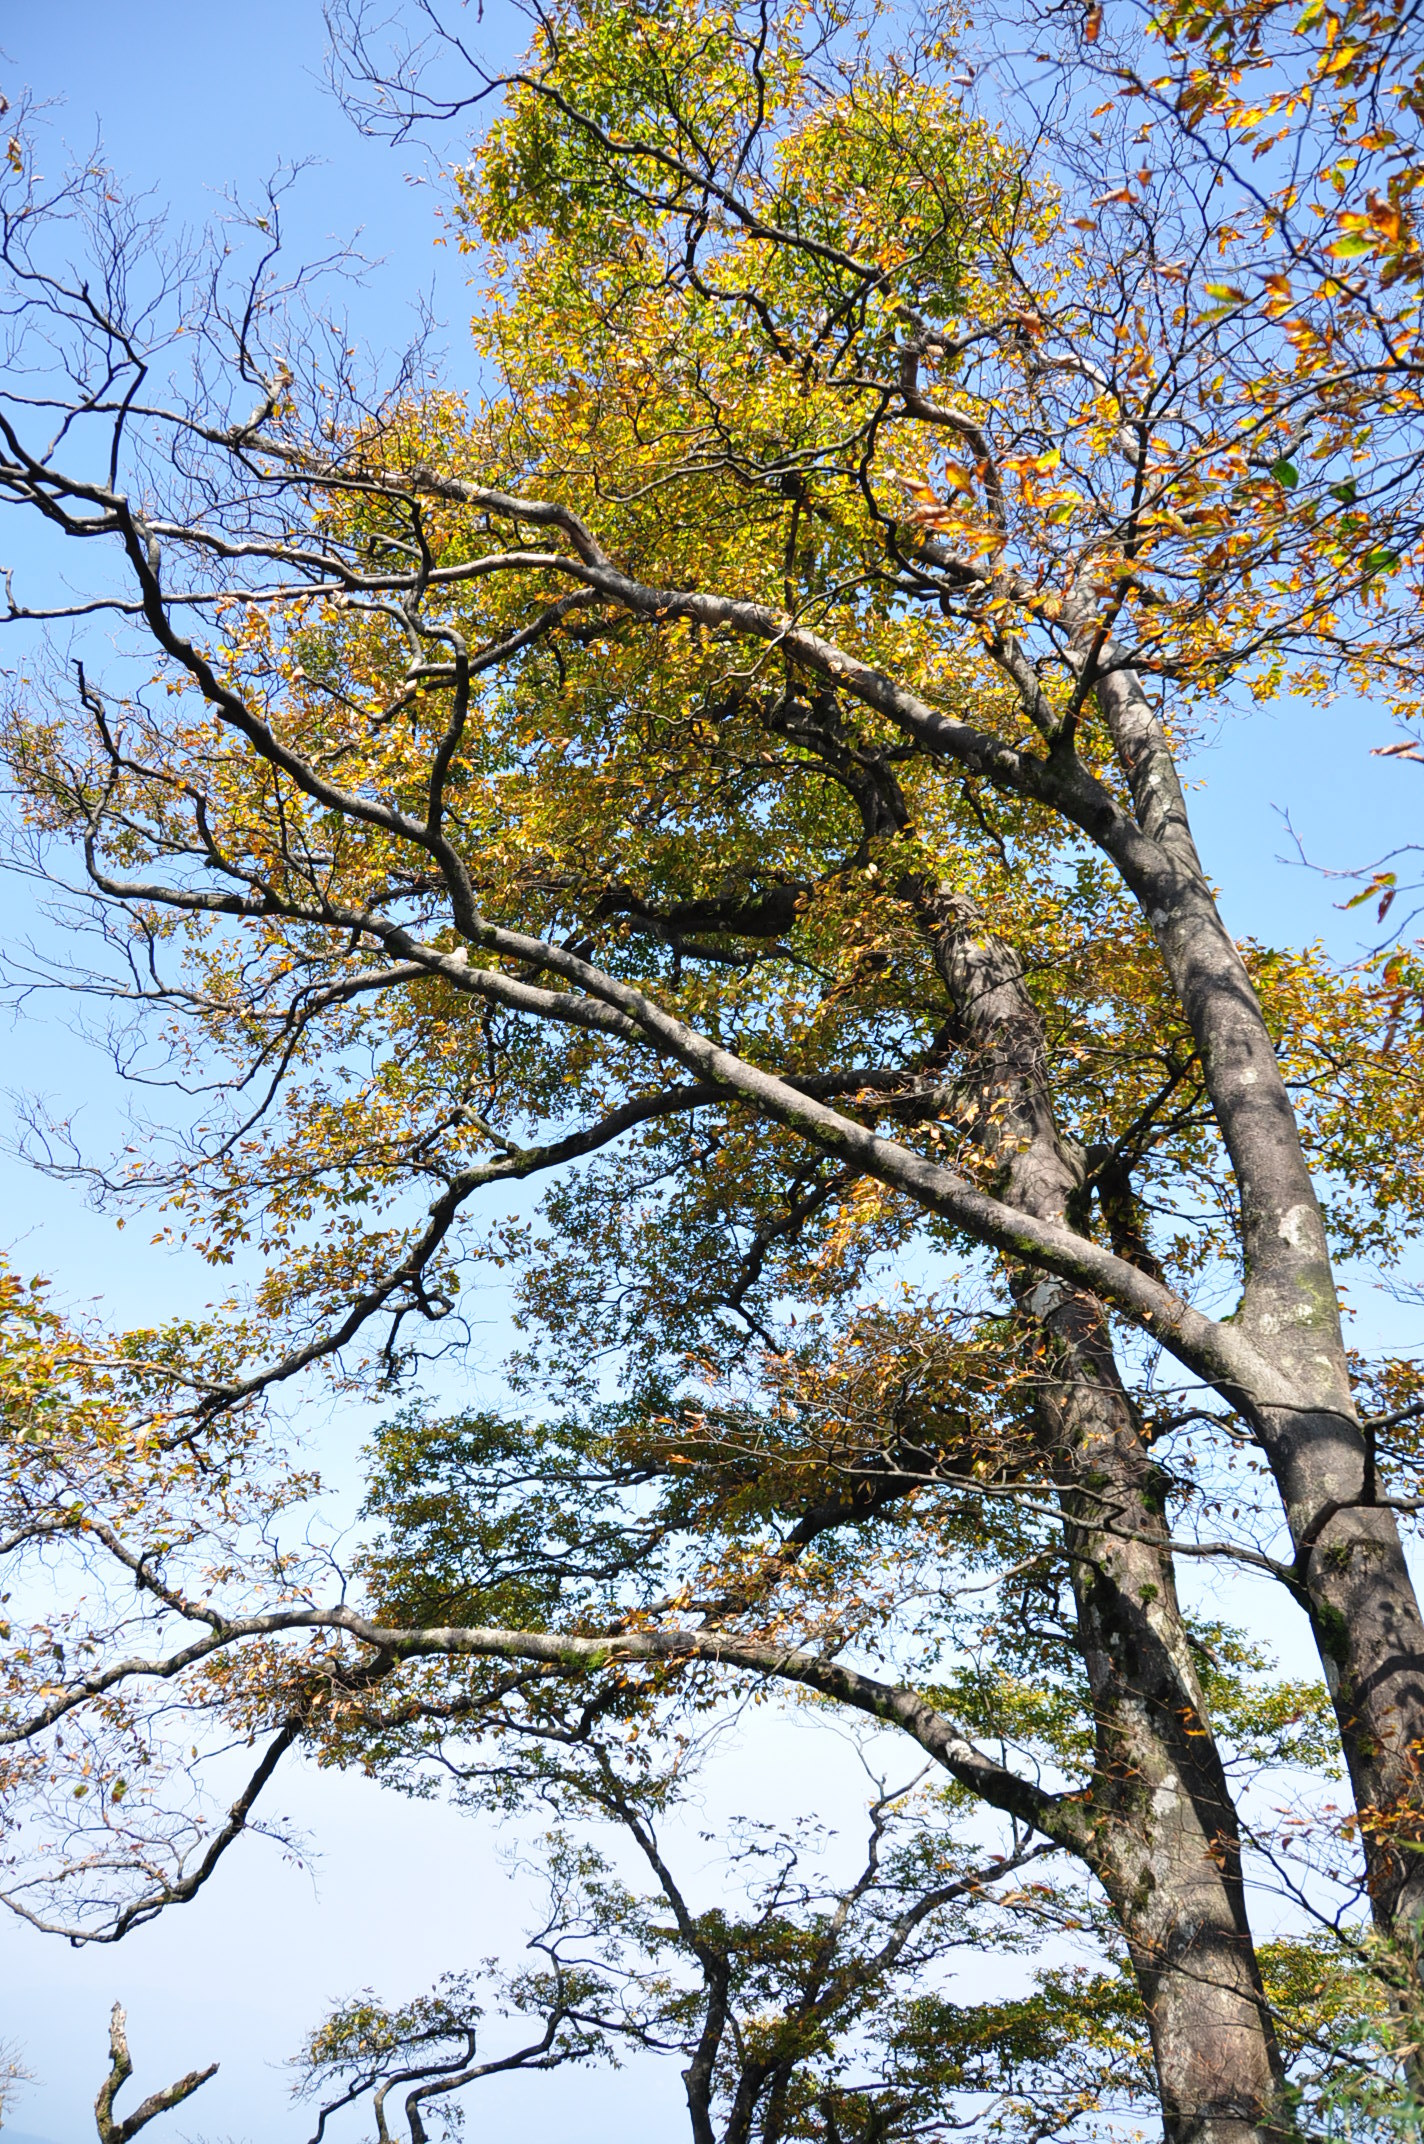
[1, 5, 1421, 2139]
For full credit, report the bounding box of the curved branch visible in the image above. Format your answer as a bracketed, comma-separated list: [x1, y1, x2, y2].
[0, 1607, 1091, 1860]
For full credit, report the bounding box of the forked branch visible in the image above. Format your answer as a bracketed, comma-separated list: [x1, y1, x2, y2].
[94, 2004, 217, 2144]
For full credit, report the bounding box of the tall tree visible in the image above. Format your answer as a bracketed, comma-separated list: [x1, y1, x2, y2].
[0, 4, 1421, 2138]
[328, 0, 1424, 1947]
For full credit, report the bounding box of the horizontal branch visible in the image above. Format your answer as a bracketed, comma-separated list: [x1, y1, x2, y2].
[0, 1602, 1090, 1857]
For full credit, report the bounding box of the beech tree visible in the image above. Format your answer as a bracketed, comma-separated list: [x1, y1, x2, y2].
[2, 4, 1424, 2141]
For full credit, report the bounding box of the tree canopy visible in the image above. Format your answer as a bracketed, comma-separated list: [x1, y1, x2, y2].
[3, 2, 1424, 2140]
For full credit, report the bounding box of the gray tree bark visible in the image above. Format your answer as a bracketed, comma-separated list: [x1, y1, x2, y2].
[921, 884, 1289, 2144]
[1090, 664, 1424, 1935]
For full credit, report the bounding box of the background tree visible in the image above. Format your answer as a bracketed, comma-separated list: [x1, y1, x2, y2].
[0, 2038, 29, 2129]
[291, 1752, 1072, 2144]
[288, 1735, 1398, 2144]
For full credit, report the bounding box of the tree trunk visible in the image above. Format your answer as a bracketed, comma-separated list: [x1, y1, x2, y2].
[1039, 1280, 1288, 2144]
[924, 889, 1290, 2144]
[1092, 666, 1424, 1937]
[1261, 1401, 1424, 1930]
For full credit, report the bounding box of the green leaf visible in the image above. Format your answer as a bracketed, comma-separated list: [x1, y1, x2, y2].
[1343, 872, 1395, 911]
[1271, 459, 1300, 489]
